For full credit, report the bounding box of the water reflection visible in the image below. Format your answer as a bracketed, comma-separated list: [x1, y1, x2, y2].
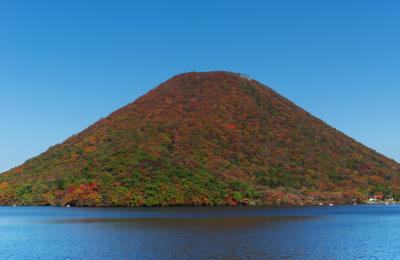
[48, 215, 315, 224]
[1, 205, 400, 259]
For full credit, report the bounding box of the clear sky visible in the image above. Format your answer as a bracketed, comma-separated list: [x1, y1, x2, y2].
[1, 0, 399, 172]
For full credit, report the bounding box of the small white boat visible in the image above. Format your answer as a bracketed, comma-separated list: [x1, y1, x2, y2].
[66, 204, 71, 208]
[329, 203, 334, 206]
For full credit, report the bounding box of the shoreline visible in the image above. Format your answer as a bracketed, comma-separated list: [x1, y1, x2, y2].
[1, 202, 397, 208]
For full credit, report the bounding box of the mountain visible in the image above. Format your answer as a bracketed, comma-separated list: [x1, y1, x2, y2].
[1, 71, 399, 206]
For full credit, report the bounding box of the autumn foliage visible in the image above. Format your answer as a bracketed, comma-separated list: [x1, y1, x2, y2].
[1, 72, 399, 206]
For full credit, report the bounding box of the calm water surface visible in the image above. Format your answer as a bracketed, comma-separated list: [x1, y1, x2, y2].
[0, 205, 399, 259]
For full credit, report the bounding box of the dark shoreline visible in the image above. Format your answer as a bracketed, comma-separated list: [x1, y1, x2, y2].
[1, 202, 396, 208]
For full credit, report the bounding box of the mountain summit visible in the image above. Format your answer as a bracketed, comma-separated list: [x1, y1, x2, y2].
[1, 72, 399, 206]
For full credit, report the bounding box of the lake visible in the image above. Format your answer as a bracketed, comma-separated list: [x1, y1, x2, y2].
[0, 205, 399, 259]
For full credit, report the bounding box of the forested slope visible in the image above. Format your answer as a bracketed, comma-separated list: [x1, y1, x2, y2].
[1, 72, 399, 206]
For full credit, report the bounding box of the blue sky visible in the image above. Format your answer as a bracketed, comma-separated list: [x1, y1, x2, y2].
[1, 0, 399, 172]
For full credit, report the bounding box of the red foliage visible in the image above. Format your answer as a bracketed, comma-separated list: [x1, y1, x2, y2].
[1, 71, 399, 206]
[225, 124, 237, 130]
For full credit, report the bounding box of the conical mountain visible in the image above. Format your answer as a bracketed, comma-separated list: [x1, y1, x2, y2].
[1, 72, 399, 206]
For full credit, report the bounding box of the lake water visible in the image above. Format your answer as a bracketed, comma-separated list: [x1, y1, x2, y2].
[0, 205, 399, 259]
